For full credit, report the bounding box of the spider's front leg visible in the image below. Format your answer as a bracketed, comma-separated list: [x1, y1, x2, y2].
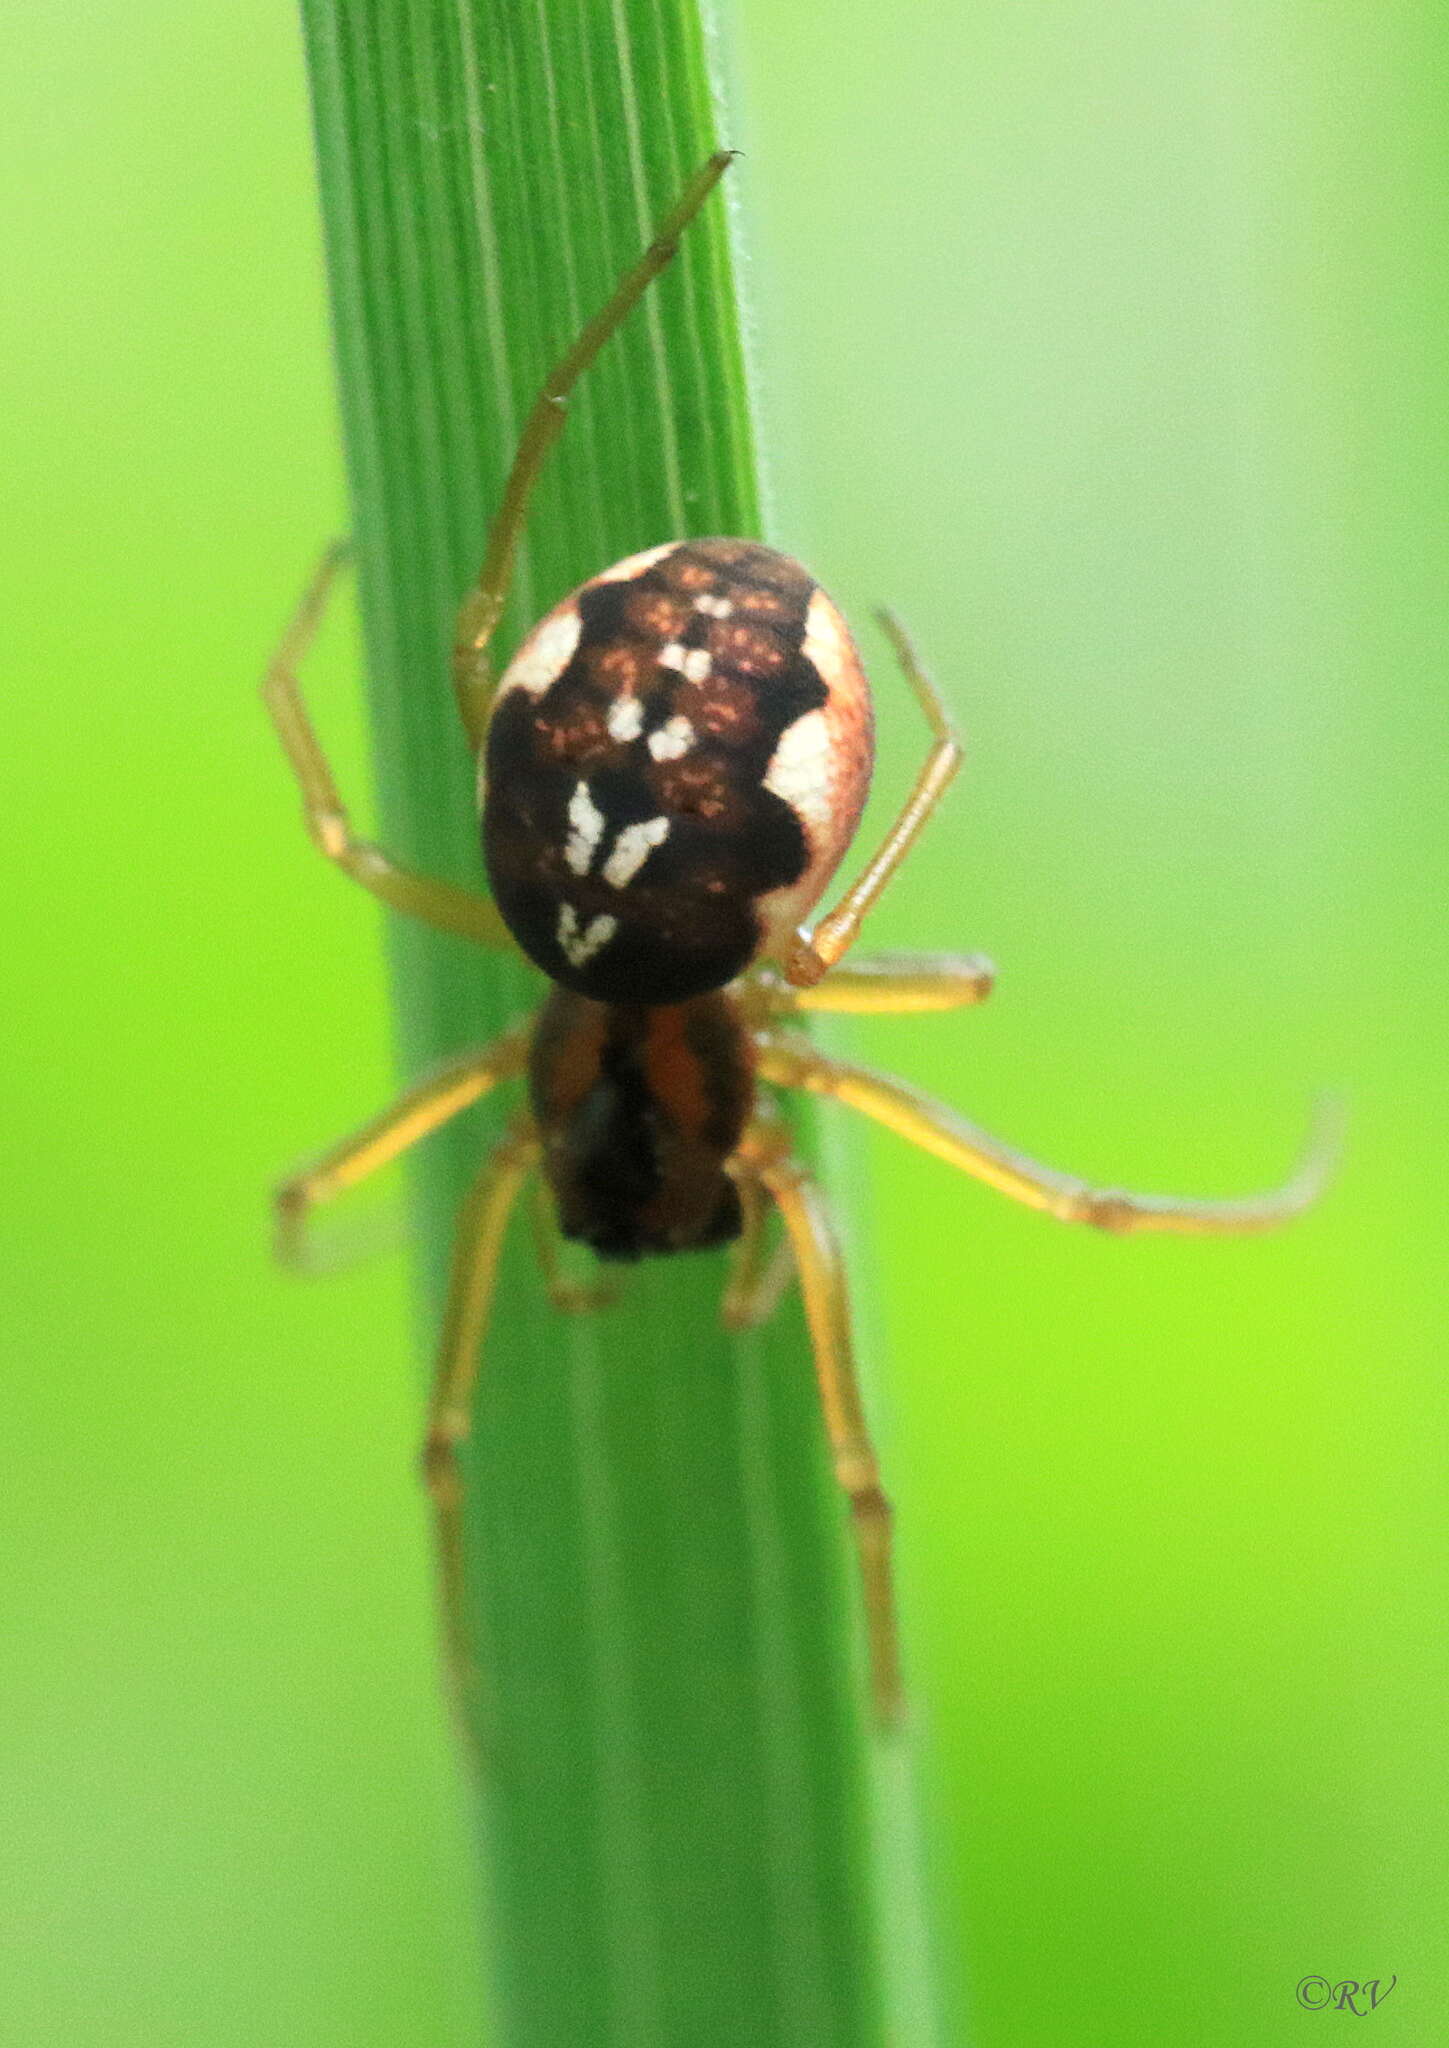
[720, 1168, 796, 1330]
[734, 1123, 903, 1730]
[528, 1177, 624, 1315]
[420, 1116, 541, 1736]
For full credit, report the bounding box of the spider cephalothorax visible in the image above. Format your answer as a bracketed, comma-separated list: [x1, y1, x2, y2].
[528, 987, 754, 1261]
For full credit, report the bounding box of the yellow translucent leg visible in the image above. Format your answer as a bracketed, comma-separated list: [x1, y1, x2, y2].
[273, 1025, 530, 1270]
[452, 150, 736, 750]
[528, 1178, 622, 1314]
[760, 1033, 1342, 1235]
[764, 950, 996, 1017]
[720, 1172, 797, 1330]
[743, 1136, 901, 1730]
[262, 543, 512, 949]
[420, 1118, 540, 1735]
[785, 609, 963, 988]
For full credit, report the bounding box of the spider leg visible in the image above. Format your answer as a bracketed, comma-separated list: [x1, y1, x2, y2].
[451, 150, 736, 750]
[720, 1170, 797, 1329]
[528, 1176, 623, 1314]
[762, 950, 995, 1017]
[420, 1117, 540, 1738]
[273, 1024, 530, 1271]
[785, 609, 963, 987]
[262, 543, 512, 949]
[761, 1033, 1342, 1235]
[735, 1129, 902, 1729]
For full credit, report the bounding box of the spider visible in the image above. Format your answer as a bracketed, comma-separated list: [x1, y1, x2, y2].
[265, 152, 1334, 1728]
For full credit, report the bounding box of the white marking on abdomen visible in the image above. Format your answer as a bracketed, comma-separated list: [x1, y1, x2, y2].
[557, 904, 618, 967]
[647, 715, 695, 762]
[564, 780, 606, 875]
[590, 542, 678, 587]
[693, 593, 733, 618]
[607, 696, 644, 742]
[601, 815, 670, 888]
[658, 642, 712, 682]
[496, 604, 582, 699]
[762, 706, 831, 840]
[801, 587, 856, 696]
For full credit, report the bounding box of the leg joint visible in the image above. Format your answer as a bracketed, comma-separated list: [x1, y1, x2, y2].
[1067, 1187, 1138, 1233]
[838, 1452, 885, 1505]
[310, 810, 352, 862]
[420, 1422, 465, 1507]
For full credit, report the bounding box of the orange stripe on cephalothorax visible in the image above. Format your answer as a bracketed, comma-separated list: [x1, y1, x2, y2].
[532, 994, 610, 1126]
[642, 1004, 715, 1145]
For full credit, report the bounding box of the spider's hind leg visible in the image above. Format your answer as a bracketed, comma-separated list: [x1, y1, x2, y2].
[262, 544, 512, 949]
[451, 150, 736, 748]
[785, 608, 963, 988]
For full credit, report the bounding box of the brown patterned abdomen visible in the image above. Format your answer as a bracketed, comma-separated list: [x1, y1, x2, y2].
[483, 540, 874, 1003]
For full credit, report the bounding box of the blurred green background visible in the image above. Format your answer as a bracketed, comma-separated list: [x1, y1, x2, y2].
[3, 2, 1443, 2044]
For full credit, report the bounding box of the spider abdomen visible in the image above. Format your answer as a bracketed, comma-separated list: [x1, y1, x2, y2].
[482, 538, 873, 1003]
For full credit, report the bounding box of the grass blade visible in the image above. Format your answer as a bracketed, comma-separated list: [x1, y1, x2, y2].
[298, 4, 946, 2042]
